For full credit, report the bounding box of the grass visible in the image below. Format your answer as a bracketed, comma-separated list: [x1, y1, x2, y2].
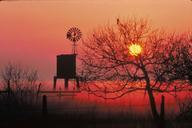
[1, 113, 192, 128]
[1, 91, 192, 128]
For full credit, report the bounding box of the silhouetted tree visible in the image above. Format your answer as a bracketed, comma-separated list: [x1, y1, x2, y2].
[150, 33, 192, 88]
[177, 92, 192, 120]
[80, 18, 192, 122]
[0, 63, 39, 105]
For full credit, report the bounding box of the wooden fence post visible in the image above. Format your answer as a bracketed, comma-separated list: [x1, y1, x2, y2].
[174, 86, 177, 97]
[7, 80, 11, 98]
[42, 95, 48, 116]
[36, 83, 41, 102]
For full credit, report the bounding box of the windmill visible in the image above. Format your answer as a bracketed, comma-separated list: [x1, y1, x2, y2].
[53, 27, 82, 90]
[66, 27, 82, 54]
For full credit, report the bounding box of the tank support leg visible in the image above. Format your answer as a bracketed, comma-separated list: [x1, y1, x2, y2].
[53, 76, 57, 90]
[76, 77, 80, 89]
[65, 78, 69, 89]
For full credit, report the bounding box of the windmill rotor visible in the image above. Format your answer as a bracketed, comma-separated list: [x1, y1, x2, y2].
[67, 27, 82, 42]
[66, 27, 82, 54]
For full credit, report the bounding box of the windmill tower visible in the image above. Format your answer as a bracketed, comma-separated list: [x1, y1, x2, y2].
[53, 27, 82, 90]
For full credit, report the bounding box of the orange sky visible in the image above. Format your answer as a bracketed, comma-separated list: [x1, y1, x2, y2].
[0, 0, 192, 80]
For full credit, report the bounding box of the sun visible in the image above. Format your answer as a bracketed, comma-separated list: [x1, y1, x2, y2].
[128, 44, 142, 56]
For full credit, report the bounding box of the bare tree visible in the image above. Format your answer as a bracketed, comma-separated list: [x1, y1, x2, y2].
[176, 92, 192, 119]
[80, 18, 192, 122]
[155, 34, 192, 83]
[0, 63, 39, 105]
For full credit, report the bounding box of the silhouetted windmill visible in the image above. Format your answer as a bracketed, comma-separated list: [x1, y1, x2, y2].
[53, 27, 82, 90]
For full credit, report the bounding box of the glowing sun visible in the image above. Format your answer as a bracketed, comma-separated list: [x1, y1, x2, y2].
[128, 44, 142, 56]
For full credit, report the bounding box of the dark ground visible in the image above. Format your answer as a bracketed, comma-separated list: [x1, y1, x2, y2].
[0, 111, 192, 128]
[1, 93, 192, 128]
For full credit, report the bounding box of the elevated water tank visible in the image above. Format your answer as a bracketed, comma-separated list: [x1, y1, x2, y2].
[56, 54, 76, 78]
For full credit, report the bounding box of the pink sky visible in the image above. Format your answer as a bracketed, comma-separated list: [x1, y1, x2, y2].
[0, 0, 192, 80]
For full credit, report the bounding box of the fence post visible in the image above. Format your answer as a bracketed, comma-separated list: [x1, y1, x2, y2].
[7, 80, 11, 98]
[160, 95, 165, 127]
[174, 86, 177, 97]
[105, 87, 107, 104]
[42, 95, 48, 116]
[36, 83, 41, 102]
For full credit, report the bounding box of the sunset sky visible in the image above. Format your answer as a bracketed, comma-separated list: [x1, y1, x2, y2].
[0, 0, 192, 80]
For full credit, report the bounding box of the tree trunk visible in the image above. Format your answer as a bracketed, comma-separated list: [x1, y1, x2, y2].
[146, 81, 160, 121]
[140, 59, 160, 121]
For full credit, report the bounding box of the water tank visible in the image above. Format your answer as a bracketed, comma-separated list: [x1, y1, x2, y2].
[56, 54, 76, 78]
